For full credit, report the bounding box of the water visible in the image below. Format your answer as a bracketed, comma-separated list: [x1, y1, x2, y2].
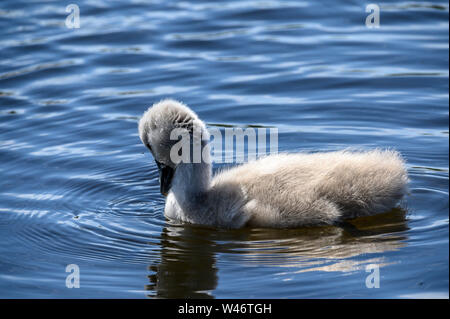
[0, 0, 448, 299]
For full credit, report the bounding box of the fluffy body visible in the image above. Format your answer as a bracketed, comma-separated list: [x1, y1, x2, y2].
[139, 99, 408, 229]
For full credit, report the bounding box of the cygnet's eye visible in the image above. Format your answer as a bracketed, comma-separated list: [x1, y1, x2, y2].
[145, 143, 152, 152]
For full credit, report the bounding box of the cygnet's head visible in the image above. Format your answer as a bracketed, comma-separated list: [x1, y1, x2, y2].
[138, 99, 209, 195]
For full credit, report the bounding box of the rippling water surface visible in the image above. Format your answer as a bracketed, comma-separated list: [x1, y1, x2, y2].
[0, 0, 448, 298]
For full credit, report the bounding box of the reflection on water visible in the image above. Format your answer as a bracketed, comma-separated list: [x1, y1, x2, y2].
[147, 225, 219, 298]
[147, 209, 408, 298]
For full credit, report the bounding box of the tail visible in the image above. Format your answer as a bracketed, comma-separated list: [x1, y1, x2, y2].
[330, 149, 409, 219]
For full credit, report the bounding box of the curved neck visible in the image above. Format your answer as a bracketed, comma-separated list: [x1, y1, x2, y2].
[170, 142, 212, 212]
[167, 140, 249, 228]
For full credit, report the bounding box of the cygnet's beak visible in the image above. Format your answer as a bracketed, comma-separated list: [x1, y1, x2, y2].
[155, 160, 174, 196]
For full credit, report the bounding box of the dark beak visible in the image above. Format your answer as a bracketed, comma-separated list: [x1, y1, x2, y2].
[155, 160, 174, 196]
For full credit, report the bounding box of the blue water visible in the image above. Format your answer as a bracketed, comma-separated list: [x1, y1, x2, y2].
[0, 0, 448, 298]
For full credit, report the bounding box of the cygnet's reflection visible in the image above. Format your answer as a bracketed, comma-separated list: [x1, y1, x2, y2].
[146, 208, 408, 298]
[146, 222, 219, 298]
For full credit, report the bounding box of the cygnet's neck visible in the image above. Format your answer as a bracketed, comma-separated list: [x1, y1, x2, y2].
[166, 139, 249, 228]
[169, 143, 212, 214]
